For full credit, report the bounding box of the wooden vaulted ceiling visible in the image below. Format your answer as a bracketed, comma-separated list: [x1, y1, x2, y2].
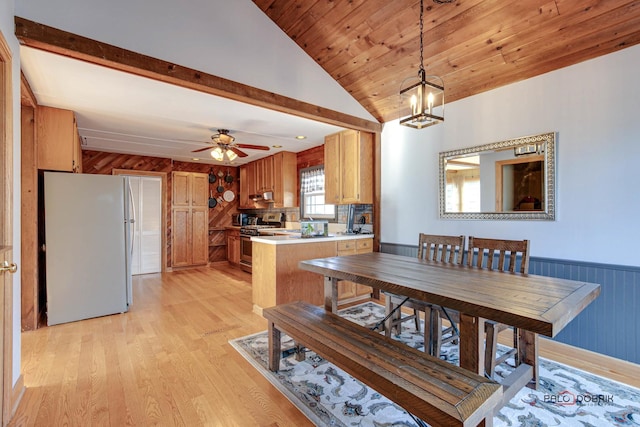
[253, 0, 640, 124]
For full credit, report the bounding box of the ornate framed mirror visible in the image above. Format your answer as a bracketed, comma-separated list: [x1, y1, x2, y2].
[439, 132, 555, 220]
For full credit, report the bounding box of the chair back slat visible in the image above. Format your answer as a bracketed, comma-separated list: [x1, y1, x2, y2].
[467, 236, 530, 273]
[418, 234, 465, 265]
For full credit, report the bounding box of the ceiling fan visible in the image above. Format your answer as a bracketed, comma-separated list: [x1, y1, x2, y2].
[191, 129, 270, 161]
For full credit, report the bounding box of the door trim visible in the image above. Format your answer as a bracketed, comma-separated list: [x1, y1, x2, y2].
[0, 28, 20, 425]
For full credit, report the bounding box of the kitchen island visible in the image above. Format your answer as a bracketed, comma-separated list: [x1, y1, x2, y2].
[251, 234, 374, 315]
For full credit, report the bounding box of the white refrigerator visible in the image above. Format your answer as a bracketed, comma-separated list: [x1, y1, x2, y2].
[44, 172, 134, 325]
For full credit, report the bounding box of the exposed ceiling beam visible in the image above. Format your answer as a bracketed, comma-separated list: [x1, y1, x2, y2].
[14, 17, 381, 134]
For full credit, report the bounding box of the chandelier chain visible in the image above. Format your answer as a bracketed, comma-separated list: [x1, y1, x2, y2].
[419, 0, 424, 75]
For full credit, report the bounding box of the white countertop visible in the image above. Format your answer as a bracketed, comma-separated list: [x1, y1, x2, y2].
[251, 233, 374, 245]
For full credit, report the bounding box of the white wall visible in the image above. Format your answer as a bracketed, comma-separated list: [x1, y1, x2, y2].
[381, 44, 640, 266]
[0, 1, 23, 386]
[14, 0, 376, 123]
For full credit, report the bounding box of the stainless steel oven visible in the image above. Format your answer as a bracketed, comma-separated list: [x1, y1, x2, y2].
[238, 213, 284, 273]
[239, 235, 253, 272]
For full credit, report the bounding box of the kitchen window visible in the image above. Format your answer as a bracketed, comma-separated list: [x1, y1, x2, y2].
[300, 166, 336, 220]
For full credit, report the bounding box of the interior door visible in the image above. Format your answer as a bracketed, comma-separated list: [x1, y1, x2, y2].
[128, 176, 162, 274]
[113, 170, 166, 274]
[0, 29, 15, 425]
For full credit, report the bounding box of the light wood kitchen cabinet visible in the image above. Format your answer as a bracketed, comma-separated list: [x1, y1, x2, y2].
[337, 238, 373, 302]
[271, 151, 297, 208]
[239, 151, 297, 208]
[172, 171, 208, 207]
[226, 228, 240, 265]
[238, 163, 253, 208]
[324, 129, 373, 204]
[252, 236, 375, 313]
[171, 171, 209, 268]
[37, 105, 83, 172]
[255, 156, 274, 193]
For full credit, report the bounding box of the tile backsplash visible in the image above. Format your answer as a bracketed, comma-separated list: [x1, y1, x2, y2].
[244, 205, 374, 233]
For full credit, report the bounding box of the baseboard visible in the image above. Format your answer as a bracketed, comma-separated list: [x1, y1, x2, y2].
[252, 304, 263, 317]
[538, 337, 640, 389]
[9, 374, 24, 422]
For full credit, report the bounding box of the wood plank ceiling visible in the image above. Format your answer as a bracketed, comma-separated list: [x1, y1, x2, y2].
[253, 0, 640, 124]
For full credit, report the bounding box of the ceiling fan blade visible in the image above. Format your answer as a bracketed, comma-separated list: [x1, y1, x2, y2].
[236, 143, 270, 151]
[229, 147, 248, 157]
[191, 146, 212, 153]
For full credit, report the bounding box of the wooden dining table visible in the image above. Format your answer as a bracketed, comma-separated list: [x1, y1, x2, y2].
[299, 252, 601, 402]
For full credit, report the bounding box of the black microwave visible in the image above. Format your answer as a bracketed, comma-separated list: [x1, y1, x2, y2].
[232, 213, 249, 226]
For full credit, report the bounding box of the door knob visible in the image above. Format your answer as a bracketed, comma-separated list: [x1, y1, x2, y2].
[1, 261, 17, 274]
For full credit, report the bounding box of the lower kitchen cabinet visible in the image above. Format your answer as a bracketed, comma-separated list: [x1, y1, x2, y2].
[337, 238, 373, 303]
[226, 228, 240, 266]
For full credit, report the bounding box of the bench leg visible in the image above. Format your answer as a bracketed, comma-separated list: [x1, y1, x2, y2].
[268, 321, 281, 372]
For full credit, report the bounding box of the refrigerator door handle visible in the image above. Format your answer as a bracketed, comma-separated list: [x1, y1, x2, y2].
[128, 179, 136, 256]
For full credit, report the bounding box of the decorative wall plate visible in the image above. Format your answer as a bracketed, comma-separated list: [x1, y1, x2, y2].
[223, 190, 235, 202]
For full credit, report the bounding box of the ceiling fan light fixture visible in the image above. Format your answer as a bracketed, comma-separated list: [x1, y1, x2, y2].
[211, 146, 224, 161]
[226, 149, 238, 161]
[399, 0, 445, 129]
[211, 129, 235, 145]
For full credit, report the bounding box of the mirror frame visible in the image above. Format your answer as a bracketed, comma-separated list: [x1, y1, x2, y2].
[439, 132, 556, 220]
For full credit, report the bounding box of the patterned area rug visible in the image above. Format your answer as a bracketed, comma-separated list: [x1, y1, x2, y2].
[230, 302, 640, 426]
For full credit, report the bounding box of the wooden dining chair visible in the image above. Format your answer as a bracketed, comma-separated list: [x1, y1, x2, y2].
[384, 233, 465, 357]
[467, 236, 530, 379]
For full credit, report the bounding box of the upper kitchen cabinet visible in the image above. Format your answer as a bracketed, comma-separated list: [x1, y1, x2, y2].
[271, 152, 297, 208]
[324, 129, 373, 204]
[238, 162, 254, 209]
[255, 155, 274, 194]
[37, 105, 82, 173]
[239, 151, 297, 208]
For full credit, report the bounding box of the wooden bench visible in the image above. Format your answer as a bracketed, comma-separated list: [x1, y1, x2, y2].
[263, 301, 503, 427]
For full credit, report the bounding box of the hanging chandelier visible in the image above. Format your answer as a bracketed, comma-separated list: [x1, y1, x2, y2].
[399, 0, 445, 129]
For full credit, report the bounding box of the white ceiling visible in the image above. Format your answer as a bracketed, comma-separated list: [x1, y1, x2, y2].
[20, 46, 348, 165]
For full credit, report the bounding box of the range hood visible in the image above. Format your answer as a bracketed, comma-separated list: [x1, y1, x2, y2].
[250, 191, 273, 201]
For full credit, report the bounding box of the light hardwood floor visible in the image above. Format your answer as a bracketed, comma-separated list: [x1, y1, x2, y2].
[10, 266, 640, 426]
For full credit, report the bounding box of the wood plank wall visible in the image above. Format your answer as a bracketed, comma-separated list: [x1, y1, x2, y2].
[82, 150, 240, 267]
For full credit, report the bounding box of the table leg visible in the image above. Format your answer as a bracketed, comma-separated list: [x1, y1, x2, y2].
[324, 276, 338, 313]
[459, 314, 484, 376]
[268, 321, 281, 372]
[519, 330, 539, 389]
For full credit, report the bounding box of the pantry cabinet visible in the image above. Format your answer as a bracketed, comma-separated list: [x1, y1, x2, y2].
[172, 171, 208, 207]
[324, 129, 373, 204]
[37, 105, 83, 173]
[171, 172, 209, 268]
